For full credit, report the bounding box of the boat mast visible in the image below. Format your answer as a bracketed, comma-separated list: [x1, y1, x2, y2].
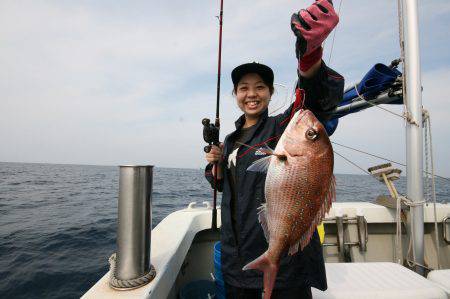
[402, 0, 424, 275]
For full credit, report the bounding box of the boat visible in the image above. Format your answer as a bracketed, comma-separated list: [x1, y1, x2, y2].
[82, 200, 450, 298]
[83, 0, 450, 298]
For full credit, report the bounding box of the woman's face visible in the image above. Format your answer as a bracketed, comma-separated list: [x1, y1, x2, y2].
[235, 73, 271, 119]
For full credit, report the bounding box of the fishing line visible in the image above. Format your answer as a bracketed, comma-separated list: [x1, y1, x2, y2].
[333, 149, 409, 195]
[269, 83, 291, 116]
[327, 0, 343, 66]
[333, 149, 371, 175]
[333, 141, 404, 166]
[332, 141, 449, 181]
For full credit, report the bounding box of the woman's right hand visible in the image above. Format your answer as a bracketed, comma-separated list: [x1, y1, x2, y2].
[205, 143, 224, 180]
[205, 143, 224, 164]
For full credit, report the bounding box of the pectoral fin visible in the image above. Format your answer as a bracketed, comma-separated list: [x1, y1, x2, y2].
[247, 156, 271, 173]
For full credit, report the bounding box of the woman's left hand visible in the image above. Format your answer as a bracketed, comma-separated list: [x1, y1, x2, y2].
[291, 0, 339, 58]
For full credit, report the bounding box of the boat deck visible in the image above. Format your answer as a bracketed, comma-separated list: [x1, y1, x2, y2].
[83, 202, 450, 299]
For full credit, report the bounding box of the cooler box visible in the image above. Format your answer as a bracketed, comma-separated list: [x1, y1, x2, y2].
[312, 262, 447, 299]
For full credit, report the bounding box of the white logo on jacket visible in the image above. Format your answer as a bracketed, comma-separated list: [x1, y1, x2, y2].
[255, 148, 268, 156]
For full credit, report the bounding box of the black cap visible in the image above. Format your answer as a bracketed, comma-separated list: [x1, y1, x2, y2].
[231, 62, 274, 86]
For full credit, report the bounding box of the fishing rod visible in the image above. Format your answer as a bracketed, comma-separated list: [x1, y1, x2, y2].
[202, 0, 224, 230]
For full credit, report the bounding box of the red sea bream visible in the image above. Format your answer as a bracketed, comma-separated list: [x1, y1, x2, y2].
[243, 109, 335, 298]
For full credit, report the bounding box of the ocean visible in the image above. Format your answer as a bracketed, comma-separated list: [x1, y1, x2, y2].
[0, 162, 448, 298]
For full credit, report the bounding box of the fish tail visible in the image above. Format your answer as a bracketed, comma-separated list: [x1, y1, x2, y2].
[242, 252, 279, 299]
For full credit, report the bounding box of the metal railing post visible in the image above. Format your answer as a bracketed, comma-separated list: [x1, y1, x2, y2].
[116, 165, 153, 281]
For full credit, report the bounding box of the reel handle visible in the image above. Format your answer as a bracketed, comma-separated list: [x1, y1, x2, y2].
[202, 117, 219, 153]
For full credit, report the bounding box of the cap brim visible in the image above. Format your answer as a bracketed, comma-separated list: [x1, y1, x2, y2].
[231, 63, 274, 86]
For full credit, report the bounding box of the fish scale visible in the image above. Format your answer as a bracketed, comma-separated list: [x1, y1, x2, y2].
[243, 109, 335, 299]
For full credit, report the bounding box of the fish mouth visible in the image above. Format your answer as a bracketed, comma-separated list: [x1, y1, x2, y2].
[298, 109, 313, 117]
[293, 109, 317, 128]
[296, 109, 310, 122]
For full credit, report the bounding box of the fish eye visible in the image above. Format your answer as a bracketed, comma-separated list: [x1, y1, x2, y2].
[277, 155, 287, 161]
[305, 128, 318, 140]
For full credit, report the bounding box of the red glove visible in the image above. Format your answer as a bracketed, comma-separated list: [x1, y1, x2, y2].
[291, 0, 339, 71]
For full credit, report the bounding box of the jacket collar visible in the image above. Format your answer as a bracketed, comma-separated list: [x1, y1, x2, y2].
[223, 109, 269, 156]
[234, 109, 269, 130]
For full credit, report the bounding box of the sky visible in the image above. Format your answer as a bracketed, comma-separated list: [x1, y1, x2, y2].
[1, 0, 449, 177]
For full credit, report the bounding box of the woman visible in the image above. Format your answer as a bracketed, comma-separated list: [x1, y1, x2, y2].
[205, 1, 344, 298]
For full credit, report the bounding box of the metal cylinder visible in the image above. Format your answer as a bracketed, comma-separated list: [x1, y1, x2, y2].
[336, 215, 345, 261]
[402, 0, 425, 275]
[356, 215, 368, 252]
[116, 165, 153, 280]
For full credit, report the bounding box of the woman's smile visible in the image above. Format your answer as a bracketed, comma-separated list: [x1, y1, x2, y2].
[245, 100, 261, 109]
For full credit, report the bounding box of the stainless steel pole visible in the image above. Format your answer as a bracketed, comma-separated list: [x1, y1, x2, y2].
[402, 0, 424, 274]
[116, 165, 153, 280]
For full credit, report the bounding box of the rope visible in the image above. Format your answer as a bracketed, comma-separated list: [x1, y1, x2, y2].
[333, 149, 428, 205]
[332, 141, 403, 166]
[423, 111, 441, 269]
[396, 0, 416, 127]
[424, 113, 431, 204]
[399, 195, 436, 272]
[400, 196, 426, 207]
[333, 150, 371, 175]
[108, 253, 156, 290]
[407, 196, 418, 269]
[387, 179, 403, 264]
[334, 143, 441, 270]
[397, 0, 405, 96]
[354, 84, 418, 126]
[332, 141, 449, 182]
[395, 191, 402, 264]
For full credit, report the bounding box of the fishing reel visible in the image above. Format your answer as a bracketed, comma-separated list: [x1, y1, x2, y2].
[202, 118, 220, 153]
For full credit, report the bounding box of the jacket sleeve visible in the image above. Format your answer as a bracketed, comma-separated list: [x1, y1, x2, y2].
[276, 61, 344, 129]
[204, 163, 223, 192]
[298, 61, 344, 122]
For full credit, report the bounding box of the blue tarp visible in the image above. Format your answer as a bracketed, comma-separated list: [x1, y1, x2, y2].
[325, 63, 402, 135]
[341, 63, 402, 106]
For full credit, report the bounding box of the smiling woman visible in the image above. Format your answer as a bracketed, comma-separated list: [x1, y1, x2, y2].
[203, 1, 345, 298]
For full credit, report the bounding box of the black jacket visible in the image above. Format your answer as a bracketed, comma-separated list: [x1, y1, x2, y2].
[205, 61, 344, 290]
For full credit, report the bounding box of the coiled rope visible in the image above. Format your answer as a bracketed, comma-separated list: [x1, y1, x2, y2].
[108, 253, 156, 290]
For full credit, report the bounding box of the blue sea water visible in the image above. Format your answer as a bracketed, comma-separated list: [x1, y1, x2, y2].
[0, 162, 448, 298]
